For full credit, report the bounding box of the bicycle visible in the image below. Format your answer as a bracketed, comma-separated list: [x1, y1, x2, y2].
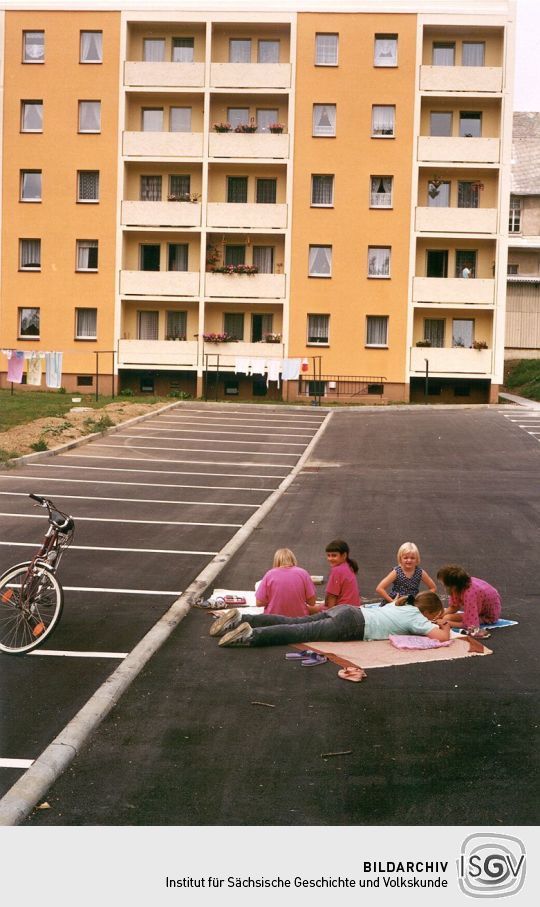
[0, 494, 75, 655]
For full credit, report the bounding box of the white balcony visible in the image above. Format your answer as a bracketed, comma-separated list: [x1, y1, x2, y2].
[124, 62, 205, 88]
[205, 272, 285, 299]
[210, 62, 291, 89]
[410, 346, 493, 376]
[121, 201, 202, 228]
[123, 131, 204, 158]
[201, 340, 285, 368]
[120, 270, 200, 297]
[209, 132, 289, 160]
[206, 202, 287, 229]
[420, 65, 503, 94]
[418, 136, 500, 164]
[118, 339, 199, 369]
[415, 207, 498, 234]
[412, 277, 495, 306]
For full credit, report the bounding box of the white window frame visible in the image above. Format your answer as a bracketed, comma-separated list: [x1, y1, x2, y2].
[80, 31, 103, 63]
[368, 246, 391, 278]
[315, 33, 338, 66]
[19, 239, 41, 271]
[371, 105, 395, 138]
[374, 34, 398, 67]
[311, 174, 334, 207]
[78, 100, 101, 134]
[18, 307, 40, 338]
[20, 170, 42, 202]
[23, 31, 44, 64]
[312, 104, 336, 137]
[75, 308, 98, 340]
[307, 314, 330, 346]
[77, 170, 100, 203]
[370, 176, 393, 209]
[366, 315, 389, 348]
[509, 196, 522, 234]
[21, 100, 43, 132]
[308, 245, 332, 278]
[76, 239, 99, 272]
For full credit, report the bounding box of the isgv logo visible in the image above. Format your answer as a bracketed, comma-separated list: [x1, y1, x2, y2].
[458, 834, 526, 898]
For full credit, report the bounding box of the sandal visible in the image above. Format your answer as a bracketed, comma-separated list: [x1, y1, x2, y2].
[285, 650, 312, 660]
[301, 654, 328, 667]
[338, 666, 367, 683]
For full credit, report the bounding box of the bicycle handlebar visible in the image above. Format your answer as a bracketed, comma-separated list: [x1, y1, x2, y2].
[29, 493, 47, 505]
[29, 493, 75, 532]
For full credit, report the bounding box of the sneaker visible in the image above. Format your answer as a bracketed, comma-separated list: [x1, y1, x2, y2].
[209, 608, 241, 637]
[218, 622, 253, 647]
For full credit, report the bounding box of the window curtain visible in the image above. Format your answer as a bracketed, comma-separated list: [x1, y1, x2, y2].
[25, 33, 44, 61]
[22, 171, 41, 199]
[311, 175, 333, 205]
[143, 39, 165, 62]
[458, 182, 479, 208]
[23, 102, 42, 130]
[138, 311, 159, 340]
[227, 108, 249, 129]
[452, 320, 474, 348]
[260, 314, 273, 335]
[140, 176, 162, 201]
[424, 319, 445, 347]
[227, 178, 248, 203]
[229, 40, 251, 63]
[374, 37, 397, 66]
[256, 179, 277, 203]
[309, 246, 332, 276]
[76, 309, 97, 338]
[256, 109, 278, 132]
[168, 244, 188, 271]
[308, 314, 329, 343]
[372, 106, 394, 135]
[142, 109, 164, 131]
[172, 38, 194, 62]
[225, 245, 246, 266]
[313, 105, 336, 136]
[79, 171, 99, 200]
[253, 246, 274, 273]
[81, 32, 102, 62]
[370, 176, 392, 206]
[80, 102, 101, 131]
[20, 308, 40, 336]
[366, 316, 388, 345]
[170, 107, 191, 132]
[77, 241, 98, 269]
[462, 43, 485, 66]
[432, 44, 455, 65]
[21, 240, 40, 268]
[258, 40, 279, 63]
[428, 181, 450, 207]
[316, 35, 338, 65]
[368, 247, 390, 276]
[224, 313, 244, 339]
[166, 311, 187, 338]
[170, 175, 190, 197]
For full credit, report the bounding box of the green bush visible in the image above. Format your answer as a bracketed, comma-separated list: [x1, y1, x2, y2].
[120, 388, 134, 396]
[0, 448, 20, 463]
[167, 390, 192, 399]
[30, 439, 49, 452]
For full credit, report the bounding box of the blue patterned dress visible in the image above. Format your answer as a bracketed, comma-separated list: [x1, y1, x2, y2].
[390, 565, 423, 598]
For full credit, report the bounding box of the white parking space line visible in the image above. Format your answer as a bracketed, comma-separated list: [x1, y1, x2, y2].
[29, 650, 128, 659]
[50, 454, 288, 476]
[0, 541, 218, 556]
[0, 512, 242, 529]
[0, 491, 257, 509]
[17, 461, 284, 483]
[140, 422, 315, 438]
[94, 442, 299, 458]
[164, 408, 324, 422]
[0, 470, 277, 491]
[63, 586, 181, 595]
[0, 759, 34, 769]
[116, 432, 306, 448]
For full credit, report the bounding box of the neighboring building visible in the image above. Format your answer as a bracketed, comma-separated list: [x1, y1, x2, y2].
[0, 2, 515, 404]
[506, 111, 540, 360]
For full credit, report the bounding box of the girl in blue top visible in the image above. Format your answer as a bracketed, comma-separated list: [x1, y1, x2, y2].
[376, 542, 436, 604]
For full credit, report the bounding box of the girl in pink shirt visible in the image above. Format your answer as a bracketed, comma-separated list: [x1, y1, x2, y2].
[437, 564, 501, 637]
[255, 548, 316, 618]
[324, 538, 361, 608]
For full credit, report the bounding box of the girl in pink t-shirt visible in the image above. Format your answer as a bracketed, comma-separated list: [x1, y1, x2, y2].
[323, 538, 361, 608]
[437, 564, 501, 637]
[255, 548, 316, 617]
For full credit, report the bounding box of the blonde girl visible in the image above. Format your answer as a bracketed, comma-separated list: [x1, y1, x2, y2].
[376, 542, 436, 604]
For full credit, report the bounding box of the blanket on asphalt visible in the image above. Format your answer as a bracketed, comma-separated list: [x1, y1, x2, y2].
[294, 635, 491, 669]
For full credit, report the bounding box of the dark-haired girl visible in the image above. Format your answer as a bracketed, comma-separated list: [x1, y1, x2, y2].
[437, 565, 501, 636]
[323, 538, 361, 608]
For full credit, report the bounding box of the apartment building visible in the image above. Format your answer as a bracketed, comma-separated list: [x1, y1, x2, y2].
[0, 3, 515, 404]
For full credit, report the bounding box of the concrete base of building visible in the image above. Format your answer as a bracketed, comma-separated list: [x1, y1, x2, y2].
[0, 372, 117, 396]
[410, 377, 493, 404]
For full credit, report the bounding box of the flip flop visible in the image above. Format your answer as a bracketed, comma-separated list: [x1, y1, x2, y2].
[285, 650, 311, 660]
[301, 654, 328, 666]
[338, 666, 367, 683]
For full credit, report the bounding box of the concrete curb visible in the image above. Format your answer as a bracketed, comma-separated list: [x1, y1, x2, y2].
[0, 409, 333, 826]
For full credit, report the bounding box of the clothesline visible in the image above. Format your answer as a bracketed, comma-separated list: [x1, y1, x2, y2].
[1, 349, 63, 389]
[232, 357, 305, 388]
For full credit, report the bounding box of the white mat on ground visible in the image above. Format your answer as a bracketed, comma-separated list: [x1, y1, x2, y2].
[211, 589, 262, 614]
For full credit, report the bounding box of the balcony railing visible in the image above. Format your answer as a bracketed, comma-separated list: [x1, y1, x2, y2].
[419, 65, 503, 93]
[118, 339, 199, 368]
[209, 62, 291, 88]
[418, 136, 500, 164]
[124, 62, 205, 88]
[121, 201, 202, 228]
[120, 271, 200, 296]
[412, 277, 495, 306]
[410, 346, 493, 376]
[208, 132, 289, 160]
[415, 207, 498, 234]
[123, 131, 204, 158]
[206, 202, 287, 229]
[205, 272, 285, 299]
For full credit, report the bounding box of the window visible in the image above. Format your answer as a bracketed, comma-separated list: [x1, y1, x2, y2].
[166, 310, 187, 339]
[366, 315, 388, 347]
[256, 109, 279, 133]
[307, 314, 330, 345]
[172, 37, 194, 62]
[169, 174, 190, 198]
[19, 307, 40, 337]
[452, 319, 474, 348]
[143, 38, 165, 62]
[20, 239, 41, 270]
[224, 313, 244, 340]
[229, 39, 251, 63]
[77, 375, 94, 387]
[430, 112, 452, 137]
[311, 174, 334, 207]
[23, 31, 44, 63]
[224, 245, 245, 267]
[462, 42, 485, 66]
[75, 308, 97, 339]
[168, 243, 188, 272]
[138, 311, 159, 340]
[227, 107, 250, 129]
[20, 170, 42, 201]
[374, 34, 398, 67]
[76, 240, 98, 271]
[426, 249, 448, 277]
[80, 31, 102, 63]
[170, 107, 191, 132]
[227, 176, 248, 203]
[258, 40, 279, 63]
[371, 105, 395, 137]
[256, 179, 277, 204]
[140, 175, 162, 201]
[458, 181, 479, 208]
[455, 250, 477, 278]
[313, 104, 336, 137]
[427, 180, 450, 207]
[142, 108, 163, 131]
[21, 100, 43, 132]
[308, 245, 332, 277]
[140, 244, 161, 271]
[509, 196, 522, 233]
[253, 246, 274, 273]
[370, 176, 393, 208]
[315, 33, 338, 66]
[78, 170, 100, 202]
[251, 313, 273, 342]
[424, 318, 445, 347]
[79, 101, 101, 133]
[368, 246, 391, 278]
[432, 42, 455, 65]
[507, 263, 519, 275]
[460, 111, 482, 138]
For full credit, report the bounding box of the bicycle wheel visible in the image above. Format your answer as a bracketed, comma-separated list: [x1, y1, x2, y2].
[0, 562, 63, 654]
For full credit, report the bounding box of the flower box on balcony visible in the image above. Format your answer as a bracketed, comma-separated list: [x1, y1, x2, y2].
[213, 123, 232, 133]
[202, 332, 238, 344]
[209, 264, 259, 275]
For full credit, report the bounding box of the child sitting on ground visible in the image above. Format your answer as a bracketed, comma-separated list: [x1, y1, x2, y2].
[437, 565, 501, 638]
[376, 542, 436, 604]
